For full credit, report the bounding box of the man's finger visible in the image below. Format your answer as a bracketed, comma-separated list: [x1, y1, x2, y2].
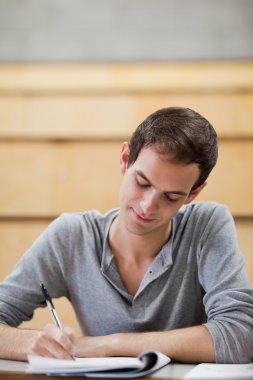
[31, 333, 74, 359]
[44, 324, 76, 354]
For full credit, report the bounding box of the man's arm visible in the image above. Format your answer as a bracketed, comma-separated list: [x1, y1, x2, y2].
[0, 324, 39, 361]
[0, 323, 75, 361]
[76, 325, 215, 363]
[0, 322, 214, 363]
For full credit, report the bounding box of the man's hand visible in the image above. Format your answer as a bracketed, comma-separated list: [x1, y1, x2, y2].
[30, 324, 76, 359]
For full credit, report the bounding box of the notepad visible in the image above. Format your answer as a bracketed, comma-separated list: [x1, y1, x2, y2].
[27, 350, 170, 378]
[184, 362, 253, 379]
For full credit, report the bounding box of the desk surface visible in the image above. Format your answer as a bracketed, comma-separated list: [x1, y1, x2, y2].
[0, 359, 195, 380]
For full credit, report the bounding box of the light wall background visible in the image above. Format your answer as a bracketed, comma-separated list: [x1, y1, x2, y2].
[0, 0, 252, 331]
[0, 0, 253, 62]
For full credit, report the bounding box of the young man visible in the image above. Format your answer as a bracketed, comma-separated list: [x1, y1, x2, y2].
[0, 107, 252, 363]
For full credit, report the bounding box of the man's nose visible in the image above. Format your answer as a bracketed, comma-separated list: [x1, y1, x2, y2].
[140, 189, 159, 215]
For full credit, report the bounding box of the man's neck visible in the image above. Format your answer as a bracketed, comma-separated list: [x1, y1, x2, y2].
[108, 215, 172, 263]
[108, 215, 172, 295]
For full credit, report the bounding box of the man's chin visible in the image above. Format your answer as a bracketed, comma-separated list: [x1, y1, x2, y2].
[125, 220, 158, 237]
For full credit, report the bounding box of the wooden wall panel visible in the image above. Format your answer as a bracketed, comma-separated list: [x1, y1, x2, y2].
[0, 221, 48, 281]
[0, 140, 252, 217]
[197, 141, 253, 216]
[0, 63, 253, 92]
[0, 141, 121, 216]
[0, 93, 253, 139]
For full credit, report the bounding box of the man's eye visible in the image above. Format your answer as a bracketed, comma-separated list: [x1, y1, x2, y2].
[164, 194, 180, 202]
[136, 178, 149, 187]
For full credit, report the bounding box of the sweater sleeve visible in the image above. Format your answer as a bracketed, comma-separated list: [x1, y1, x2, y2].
[0, 214, 71, 327]
[198, 204, 253, 363]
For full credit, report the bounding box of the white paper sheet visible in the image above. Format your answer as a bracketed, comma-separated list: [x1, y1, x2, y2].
[184, 362, 253, 380]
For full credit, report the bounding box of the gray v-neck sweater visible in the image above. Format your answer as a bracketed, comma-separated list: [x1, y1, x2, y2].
[0, 202, 253, 363]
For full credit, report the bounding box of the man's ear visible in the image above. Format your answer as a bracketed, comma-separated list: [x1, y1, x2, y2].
[184, 182, 207, 205]
[120, 142, 130, 175]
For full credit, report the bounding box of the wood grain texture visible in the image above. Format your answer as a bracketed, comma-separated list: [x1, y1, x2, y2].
[0, 93, 253, 139]
[0, 63, 253, 92]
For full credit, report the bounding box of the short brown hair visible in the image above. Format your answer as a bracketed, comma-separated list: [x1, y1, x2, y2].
[128, 107, 218, 190]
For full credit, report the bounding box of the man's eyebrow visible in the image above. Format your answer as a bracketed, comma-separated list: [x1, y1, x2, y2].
[135, 170, 187, 196]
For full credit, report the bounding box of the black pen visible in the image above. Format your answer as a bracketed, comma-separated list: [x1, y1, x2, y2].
[40, 282, 63, 330]
[40, 282, 75, 360]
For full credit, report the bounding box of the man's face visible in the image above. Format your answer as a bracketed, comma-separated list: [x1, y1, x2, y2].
[118, 144, 203, 238]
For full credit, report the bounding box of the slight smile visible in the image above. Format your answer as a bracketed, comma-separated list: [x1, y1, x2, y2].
[131, 208, 157, 223]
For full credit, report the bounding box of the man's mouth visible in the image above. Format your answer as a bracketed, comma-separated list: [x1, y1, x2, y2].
[131, 208, 156, 223]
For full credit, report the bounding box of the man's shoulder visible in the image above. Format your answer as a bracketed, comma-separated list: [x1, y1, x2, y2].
[173, 201, 234, 244]
[176, 201, 232, 228]
[180, 201, 228, 216]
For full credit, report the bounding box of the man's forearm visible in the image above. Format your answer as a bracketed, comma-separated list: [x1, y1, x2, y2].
[0, 324, 39, 361]
[76, 325, 215, 363]
[116, 325, 215, 363]
[0, 323, 215, 363]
